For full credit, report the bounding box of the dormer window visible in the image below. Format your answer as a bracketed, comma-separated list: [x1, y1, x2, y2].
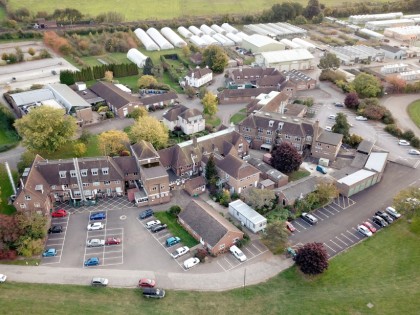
[91, 168, 98, 176]
[70, 170, 77, 177]
[278, 122, 284, 130]
[59, 171, 66, 178]
[102, 168, 109, 175]
[25, 195, 31, 200]
[81, 169, 88, 177]
[269, 120, 274, 127]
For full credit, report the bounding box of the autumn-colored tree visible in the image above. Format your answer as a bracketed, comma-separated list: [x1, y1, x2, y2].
[129, 116, 169, 149]
[203, 45, 228, 73]
[73, 142, 87, 157]
[315, 182, 339, 206]
[104, 70, 113, 82]
[0, 214, 22, 245]
[393, 187, 420, 218]
[27, 47, 36, 56]
[202, 92, 218, 116]
[262, 221, 289, 254]
[344, 92, 359, 109]
[182, 45, 191, 58]
[98, 130, 129, 156]
[43, 31, 72, 55]
[386, 75, 406, 94]
[271, 142, 303, 173]
[128, 107, 148, 120]
[138, 75, 158, 89]
[295, 242, 329, 275]
[242, 188, 276, 213]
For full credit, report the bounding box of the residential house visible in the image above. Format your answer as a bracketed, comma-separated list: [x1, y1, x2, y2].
[246, 157, 288, 188]
[184, 67, 213, 88]
[162, 105, 205, 135]
[90, 81, 144, 117]
[280, 69, 317, 94]
[274, 175, 320, 206]
[184, 176, 206, 196]
[228, 200, 267, 233]
[227, 67, 286, 89]
[140, 91, 178, 110]
[310, 121, 343, 161]
[178, 200, 244, 255]
[217, 87, 275, 105]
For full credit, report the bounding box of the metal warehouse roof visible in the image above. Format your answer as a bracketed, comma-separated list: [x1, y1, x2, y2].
[364, 152, 388, 173]
[229, 200, 267, 225]
[261, 49, 314, 64]
[337, 169, 375, 186]
[243, 34, 282, 48]
[10, 89, 54, 106]
[48, 83, 91, 109]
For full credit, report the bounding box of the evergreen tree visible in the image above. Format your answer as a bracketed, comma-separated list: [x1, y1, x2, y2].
[143, 57, 154, 75]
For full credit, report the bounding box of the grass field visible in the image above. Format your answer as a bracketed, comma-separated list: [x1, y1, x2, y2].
[0, 6, 6, 22]
[0, 164, 18, 215]
[40, 135, 101, 160]
[288, 168, 311, 181]
[407, 100, 420, 128]
[0, 219, 419, 314]
[230, 108, 247, 124]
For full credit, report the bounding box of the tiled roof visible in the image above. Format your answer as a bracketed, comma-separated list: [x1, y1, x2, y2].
[218, 87, 275, 99]
[141, 165, 168, 179]
[187, 67, 212, 79]
[131, 140, 159, 161]
[140, 91, 178, 106]
[317, 131, 343, 145]
[274, 176, 320, 202]
[184, 176, 206, 191]
[112, 156, 139, 174]
[216, 154, 260, 179]
[90, 81, 142, 109]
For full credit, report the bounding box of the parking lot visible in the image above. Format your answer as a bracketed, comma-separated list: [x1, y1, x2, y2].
[42, 215, 69, 265]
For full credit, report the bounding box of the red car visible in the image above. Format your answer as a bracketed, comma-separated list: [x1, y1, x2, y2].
[105, 237, 121, 245]
[286, 221, 296, 232]
[52, 209, 67, 218]
[138, 278, 156, 288]
[362, 221, 377, 233]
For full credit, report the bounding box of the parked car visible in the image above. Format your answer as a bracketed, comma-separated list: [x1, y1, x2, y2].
[84, 257, 100, 266]
[355, 116, 368, 121]
[334, 102, 344, 107]
[398, 139, 410, 146]
[151, 224, 167, 233]
[91, 277, 108, 286]
[138, 278, 156, 288]
[372, 215, 388, 227]
[87, 239, 105, 247]
[48, 225, 63, 234]
[42, 248, 57, 257]
[316, 165, 327, 174]
[285, 221, 296, 232]
[362, 221, 377, 233]
[139, 209, 154, 220]
[166, 236, 181, 247]
[408, 149, 420, 155]
[325, 126, 332, 132]
[105, 237, 121, 245]
[171, 246, 190, 259]
[375, 210, 393, 224]
[142, 287, 165, 299]
[301, 212, 318, 225]
[183, 257, 200, 269]
[52, 209, 67, 217]
[90, 212, 106, 220]
[0, 274, 7, 283]
[328, 114, 337, 120]
[230, 245, 247, 262]
[87, 222, 104, 231]
[146, 220, 161, 229]
[357, 225, 373, 237]
[385, 206, 401, 219]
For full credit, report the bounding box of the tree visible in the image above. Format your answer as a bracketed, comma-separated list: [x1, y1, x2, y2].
[318, 53, 340, 70]
[202, 92, 218, 116]
[143, 57, 154, 75]
[14, 107, 77, 153]
[242, 188, 276, 213]
[27, 47, 36, 56]
[128, 107, 148, 120]
[129, 116, 169, 149]
[205, 154, 219, 183]
[344, 92, 359, 109]
[73, 142, 87, 157]
[98, 130, 129, 156]
[104, 70, 113, 82]
[169, 205, 182, 217]
[138, 75, 158, 89]
[332, 113, 350, 139]
[185, 86, 196, 99]
[0, 214, 22, 245]
[16, 212, 47, 240]
[271, 142, 303, 174]
[304, 0, 321, 20]
[351, 73, 382, 98]
[261, 221, 289, 254]
[219, 189, 232, 206]
[294, 15, 308, 24]
[295, 242, 329, 275]
[203, 45, 228, 73]
[386, 75, 406, 94]
[315, 182, 339, 206]
[198, 86, 208, 99]
[182, 46, 191, 58]
[16, 237, 44, 257]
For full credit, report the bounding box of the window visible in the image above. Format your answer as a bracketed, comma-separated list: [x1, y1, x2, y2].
[63, 184, 69, 188]
[34, 203, 40, 208]
[285, 135, 291, 140]
[74, 191, 81, 196]
[316, 142, 322, 149]
[114, 180, 120, 184]
[219, 244, 225, 250]
[152, 187, 157, 191]
[25, 195, 31, 200]
[242, 127, 250, 132]
[161, 185, 165, 189]
[70, 170, 77, 177]
[93, 182, 100, 186]
[102, 168, 109, 175]
[278, 122, 284, 130]
[269, 120, 274, 127]
[51, 185, 57, 189]
[72, 184, 78, 188]
[104, 181, 110, 185]
[81, 169, 88, 177]
[83, 183, 89, 187]
[20, 204, 26, 209]
[266, 130, 272, 135]
[233, 237, 239, 243]
[266, 138, 272, 144]
[257, 127, 263, 133]
[133, 172, 138, 176]
[91, 168, 98, 176]
[59, 171, 66, 178]
[295, 137, 301, 142]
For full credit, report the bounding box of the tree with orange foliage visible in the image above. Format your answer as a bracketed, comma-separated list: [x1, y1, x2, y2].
[43, 31, 72, 55]
[386, 75, 406, 94]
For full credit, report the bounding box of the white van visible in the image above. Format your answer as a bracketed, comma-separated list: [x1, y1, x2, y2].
[230, 245, 247, 262]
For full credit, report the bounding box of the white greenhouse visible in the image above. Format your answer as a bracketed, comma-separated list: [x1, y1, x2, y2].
[221, 23, 238, 34]
[126, 48, 148, 67]
[146, 28, 174, 50]
[189, 25, 203, 37]
[236, 32, 251, 41]
[213, 33, 235, 46]
[189, 35, 207, 47]
[200, 24, 216, 36]
[225, 32, 242, 45]
[211, 24, 226, 35]
[161, 27, 187, 48]
[292, 38, 316, 52]
[134, 28, 159, 51]
[202, 34, 220, 46]
[280, 38, 301, 49]
[178, 26, 193, 38]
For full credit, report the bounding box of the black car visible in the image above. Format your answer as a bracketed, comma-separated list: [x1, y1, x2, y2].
[139, 209, 154, 220]
[372, 215, 388, 227]
[48, 225, 63, 234]
[374, 211, 393, 224]
[334, 102, 345, 107]
[142, 287, 165, 299]
[151, 224, 167, 233]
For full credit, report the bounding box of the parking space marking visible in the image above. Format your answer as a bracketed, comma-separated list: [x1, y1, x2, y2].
[316, 209, 329, 218]
[329, 239, 343, 249]
[293, 220, 307, 230]
[217, 260, 229, 272]
[340, 233, 354, 243]
[43, 215, 70, 265]
[326, 204, 341, 213]
[249, 243, 263, 254]
[335, 236, 348, 246]
[322, 207, 335, 215]
[242, 246, 257, 256]
[219, 246, 269, 273]
[346, 230, 360, 240]
[312, 213, 324, 221]
[323, 242, 336, 253]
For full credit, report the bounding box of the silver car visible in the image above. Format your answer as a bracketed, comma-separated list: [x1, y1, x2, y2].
[91, 277, 108, 286]
[87, 239, 105, 247]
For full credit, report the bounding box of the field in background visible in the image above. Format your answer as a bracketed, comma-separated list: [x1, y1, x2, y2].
[0, 6, 6, 22]
[407, 100, 420, 128]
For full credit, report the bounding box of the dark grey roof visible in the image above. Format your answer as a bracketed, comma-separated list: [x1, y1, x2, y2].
[380, 45, 403, 53]
[187, 67, 212, 79]
[141, 165, 168, 179]
[131, 141, 159, 161]
[218, 87, 275, 99]
[75, 89, 104, 104]
[112, 156, 139, 174]
[317, 131, 343, 145]
[163, 105, 188, 122]
[351, 152, 369, 169]
[184, 176, 206, 190]
[357, 139, 375, 154]
[216, 154, 260, 179]
[140, 91, 178, 106]
[274, 176, 320, 202]
[90, 82, 141, 109]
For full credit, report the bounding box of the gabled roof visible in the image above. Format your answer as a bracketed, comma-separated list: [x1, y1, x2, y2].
[131, 140, 159, 161]
[90, 81, 142, 109]
[179, 200, 243, 247]
[261, 49, 314, 64]
[186, 67, 212, 79]
[140, 91, 178, 106]
[218, 87, 275, 99]
[179, 108, 202, 121]
[112, 156, 139, 174]
[316, 131, 343, 146]
[216, 154, 260, 179]
[184, 176, 206, 191]
[274, 176, 320, 202]
[230, 67, 280, 79]
[163, 105, 202, 122]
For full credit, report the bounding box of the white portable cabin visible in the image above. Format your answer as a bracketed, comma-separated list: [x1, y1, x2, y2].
[225, 32, 242, 45]
[161, 27, 187, 48]
[200, 24, 216, 36]
[146, 28, 174, 50]
[211, 24, 226, 35]
[213, 33, 235, 46]
[189, 35, 207, 48]
[189, 25, 203, 37]
[228, 200, 267, 233]
[221, 23, 238, 34]
[202, 34, 220, 46]
[292, 38, 316, 52]
[280, 38, 301, 49]
[134, 28, 159, 51]
[177, 26, 193, 38]
[126, 48, 148, 67]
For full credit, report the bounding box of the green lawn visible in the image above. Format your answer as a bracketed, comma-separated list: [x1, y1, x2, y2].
[230, 108, 247, 124]
[0, 5, 6, 22]
[288, 168, 311, 182]
[0, 164, 18, 215]
[407, 100, 420, 128]
[204, 114, 221, 128]
[0, 106, 20, 151]
[154, 211, 199, 248]
[0, 219, 419, 314]
[41, 135, 101, 160]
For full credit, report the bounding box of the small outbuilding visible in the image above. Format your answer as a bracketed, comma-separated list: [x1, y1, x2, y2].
[228, 200, 267, 233]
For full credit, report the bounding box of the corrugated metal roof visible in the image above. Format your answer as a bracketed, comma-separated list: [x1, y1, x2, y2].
[364, 152, 388, 172]
[229, 200, 267, 225]
[48, 83, 91, 110]
[10, 89, 54, 106]
[261, 49, 314, 64]
[337, 169, 375, 186]
[243, 34, 283, 48]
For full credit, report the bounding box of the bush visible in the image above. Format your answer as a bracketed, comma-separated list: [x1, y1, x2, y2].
[79, 129, 91, 143]
[169, 205, 181, 217]
[402, 130, 415, 141]
[382, 110, 395, 125]
[384, 124, 403, 138]
[195, 248, 208, 262]
[105, 111, 114, 118]
[0, 249, 18, 260]
[345, 134, 363, 148]
[410, 137, 420, 149]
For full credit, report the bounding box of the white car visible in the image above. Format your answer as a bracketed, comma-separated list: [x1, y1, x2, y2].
[325, 126, 332, 132]
[145, 220, 161, 229]
[408, 149, 420, 155]
[230, 245, 247, 262]
[398, 140, 410, 146]
[328, 114, 337, 120]
[183, 257, 200, 269]
[87, 239, 105, 247]
[87, 222, 104, 231]
[357, 225, 373, 237]
[355, 116, 367, 121]
[385, 206, 401, 219]
[91, 277, 109, 286]
[171, 246, 190, 259]
[0, 274, 7, 283]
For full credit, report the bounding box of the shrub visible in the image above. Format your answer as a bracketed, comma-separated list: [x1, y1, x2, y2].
[384, 124, 403, 138]
[169, 205, 182, 217]
[195, 248, 208, 262]
[402, 130, 415, 141]
[105, 111, 114, 118]
[410, 137, 420, 149]
[345, 134, 363, 148]
[0, 249, 18, 260]
[382, 110, 395, 125]
[73, 142, 87, 157]
[79, 129, 91, 143]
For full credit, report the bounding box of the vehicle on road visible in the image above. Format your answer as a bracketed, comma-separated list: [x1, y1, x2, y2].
[87, 239, 105, 247]
[230, 245, 247, 262]
[166, 236, 181, 247]
[139, 209, 154, 220]
[398, 140, 410, 146]
[408, 149, 420, 155]
[183, 257, 200, 269]
[52, 209, 67, 218]
[105, 237, 121, 245]
[90, 212, 106, 220]
[334, 102, 344, 107]
[171, 246, 190, 259]
[0, 274, 7, 283]
[48, 225, 63, 234]
[87, 222, 104, 231]
[84, 257, 100, 266]
[301, 212, 318, 225]
[151, 224, 167, 233]
[316, 165, 327, 174]
[375, 211, 393, 224]
[91, 277, 108, 286]
[142, 287, 165, 299]
[385, 207, 401, 219]
[372, 215, 388, 227]
[138, 278, 156, 288]
[355, 116, 367, 121]
[146, 220, 161, 229]
[328, 114, 337, 120]
[286, 247, 297, 259]
[362, 221, 377, 233]
[325, 126, 332, 132]
[42, 248, 57, 257]
[285, 221, 296, 232]
[357, 225, 373, 237]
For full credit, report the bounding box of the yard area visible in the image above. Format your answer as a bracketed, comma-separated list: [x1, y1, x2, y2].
[0, 107, 20, 152]
[287, 168, 311, 182]
[407, 100, 420, 128]
[40, 135, 101, 160]
[0, 219, 419, 314]
[0, 164, 18, 215]
[230, 108, 247, 124]
[204, 114, 221, 128]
